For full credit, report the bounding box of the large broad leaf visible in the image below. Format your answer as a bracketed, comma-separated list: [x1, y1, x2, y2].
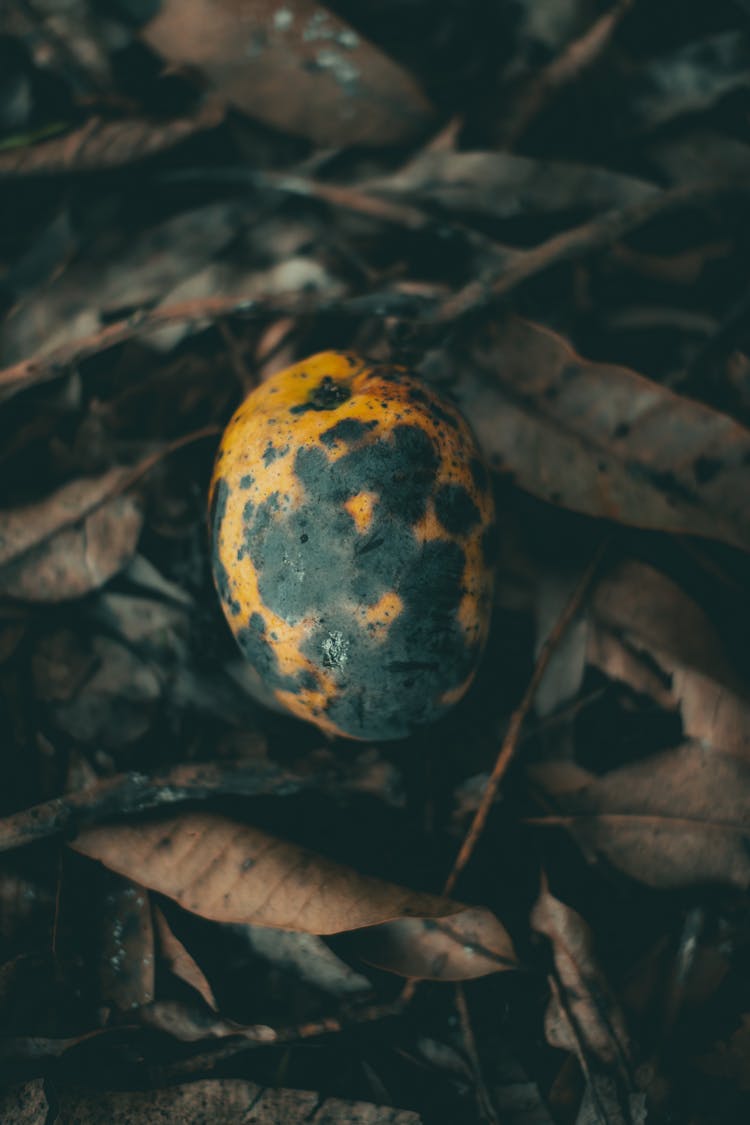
[70, 812, 517, 957]
[454, 316, 750, 553]
[142, 0, 434, 147]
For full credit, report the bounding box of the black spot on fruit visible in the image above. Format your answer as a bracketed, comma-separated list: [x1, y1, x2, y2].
[263, 442, 287, 466]
[289, 376, 351, 414]
[469, 457, 488, 492]
[434, 483, 480, 535]
[319, 418, 377, 447]
[236, 612, 316, 693]
[240, 474, 254, 489]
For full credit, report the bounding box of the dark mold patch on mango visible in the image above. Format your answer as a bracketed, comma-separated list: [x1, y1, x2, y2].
[210, 477, 241, 616]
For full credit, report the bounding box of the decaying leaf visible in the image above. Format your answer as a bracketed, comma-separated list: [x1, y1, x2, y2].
[142, 0, 434, 147]
[531, 742, 750, 889]
[71, 811, 482, 935]
[242, 925, 373, 995]
[97, 877, 155, 1013]
[456, 316, 750, 552]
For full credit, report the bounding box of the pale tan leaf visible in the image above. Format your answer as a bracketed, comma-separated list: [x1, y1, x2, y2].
[142, 0, 434, 147]
[342, 906, 518, 980]
[70, 812, 463, 934]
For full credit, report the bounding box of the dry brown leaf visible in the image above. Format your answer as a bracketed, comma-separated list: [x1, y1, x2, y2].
[142, 0, 434, 147]
[342, 907, 518, 980]
[589, 561, 750, 759]
[16, 1078, 423, 1123]
[531, 742, 750, 888]
[70, 811, 466, 934]
[455, 317, 750, 553]
[154, 906, 218, 1010]
[531, 881, 631, 1068]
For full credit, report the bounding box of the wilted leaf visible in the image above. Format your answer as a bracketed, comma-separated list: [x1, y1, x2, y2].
[343, 907, 518, 980]
[456, 316, 750, 552]
[531, 742, 750, 888]
[71, 811, 467, 934]
[369, 151, 656, 220]
[16, 1078, 423, 1123]
[142, 0, 434, 147]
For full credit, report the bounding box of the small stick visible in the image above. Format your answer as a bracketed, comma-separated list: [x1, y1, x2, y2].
[443, 544, 605, 897]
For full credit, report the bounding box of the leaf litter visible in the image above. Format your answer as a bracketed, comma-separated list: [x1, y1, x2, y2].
[1, 1, 750, 1122]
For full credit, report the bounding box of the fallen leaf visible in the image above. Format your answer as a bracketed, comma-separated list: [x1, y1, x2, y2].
[154, 906, 218, 1010]
[369, 151, 656, 220]
[242, 925, 372, 994]
[71, 811, 467, 934]
[142, 0, 434, 147]
[532, 881, 641, 1125]
[531, 742, 750, 888]
[531, 881, 631, 1068]
[456, 316, 750, 553]
[342, 907, 518, 980]
[589, 561, 750, 758]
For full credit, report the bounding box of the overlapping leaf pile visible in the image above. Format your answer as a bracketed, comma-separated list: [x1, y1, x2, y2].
[1, 1, 749, 1123]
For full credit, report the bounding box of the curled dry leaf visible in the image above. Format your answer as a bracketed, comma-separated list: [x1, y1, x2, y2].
[342, 907, 518, 980]
[456, 317, 750, 553]
[71, 812, 466, 935]
[142, 0, 434, 147]
[531, 742, 750, 889]
[531, 881, 631, 1069]
[589, 561, 750, 759]
[154, 906, 218, 1011]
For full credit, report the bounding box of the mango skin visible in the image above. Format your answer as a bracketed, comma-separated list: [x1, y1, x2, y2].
[209, 351, 496, 741]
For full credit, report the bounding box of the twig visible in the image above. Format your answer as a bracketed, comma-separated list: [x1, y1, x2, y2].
[499, 0, 635, 147]
[437, 180, 740, 322]
[443, 544, 605, 897]
[0, 291, 429, 401]
[0, 101, 225, 178]
[455, 984, 500, 1124]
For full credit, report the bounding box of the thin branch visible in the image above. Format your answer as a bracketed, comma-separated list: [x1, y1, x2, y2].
[443, 544, 606, 897]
